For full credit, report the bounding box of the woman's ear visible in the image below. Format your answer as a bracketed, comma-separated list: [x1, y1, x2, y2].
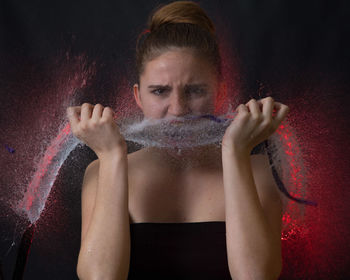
[133, 83, 143, 110]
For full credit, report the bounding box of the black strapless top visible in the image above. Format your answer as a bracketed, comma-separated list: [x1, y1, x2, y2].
[126, 142, 266, 279]
[127, 221, 232, 280]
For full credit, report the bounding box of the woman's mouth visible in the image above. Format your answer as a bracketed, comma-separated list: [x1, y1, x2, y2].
[170, 120, 185, 125]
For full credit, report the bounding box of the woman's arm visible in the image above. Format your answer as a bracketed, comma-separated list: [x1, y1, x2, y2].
[222, 149, 282, 280]
[66, 103, 130, 280]
[220, 97, 288, 279]
[77, 149, 130, 280]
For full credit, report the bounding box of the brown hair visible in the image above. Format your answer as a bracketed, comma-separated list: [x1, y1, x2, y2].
[135, 1, 222, 84]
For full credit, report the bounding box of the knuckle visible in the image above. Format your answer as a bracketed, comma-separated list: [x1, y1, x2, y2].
[237, 104, 247, 112]
[251, 115, 259, 122]
[90, 120, 98, 127]
[247, 98, 256, 105]
[105, 108, 115, 117]
[251, 113, 263, 122]
[261, 121, 270, 130]
[240, 111, 249, 119]
[100, 117, 110, 124]
[66, 106, 74, 115]
[80, 123, 88, 131]
[257, 114, 264, 122]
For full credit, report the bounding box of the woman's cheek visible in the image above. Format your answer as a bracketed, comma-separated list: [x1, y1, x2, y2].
[146, 99, 167, 118]
[196, 97, 215, 114]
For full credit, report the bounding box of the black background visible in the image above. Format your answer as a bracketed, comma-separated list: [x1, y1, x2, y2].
[0, 0, 349, 279]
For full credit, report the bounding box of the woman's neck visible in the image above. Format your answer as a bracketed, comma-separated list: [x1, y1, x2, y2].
[145, 144, 222, 171]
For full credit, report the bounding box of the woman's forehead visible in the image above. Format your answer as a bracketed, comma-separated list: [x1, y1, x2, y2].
[141, 50, 217, 84]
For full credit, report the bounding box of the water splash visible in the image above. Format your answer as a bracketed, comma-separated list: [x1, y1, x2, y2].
[15, 123, 81, 224]
[119, 113, 236, 149]
[15, 113, 236, 223]
[14, 109, 314, 231]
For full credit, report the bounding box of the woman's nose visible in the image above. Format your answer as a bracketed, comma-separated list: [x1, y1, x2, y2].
[167, 92, 190, 116]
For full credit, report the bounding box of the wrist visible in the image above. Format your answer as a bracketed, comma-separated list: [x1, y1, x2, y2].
[222, 144, 251, 159]
[98, 146, 127, 162]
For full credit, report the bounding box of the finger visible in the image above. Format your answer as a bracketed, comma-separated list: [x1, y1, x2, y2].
[66, 106, 81, 119]
[81, 103, 93, 121]
[102, 106, 114, 121]
[272, 102, 290, 127]
[236, 103, 249, 114]
[92, 104, 104, 121]
[66, 106, 80, 130]
[258, 97, 274, 122]
[245, 99, 260, 119]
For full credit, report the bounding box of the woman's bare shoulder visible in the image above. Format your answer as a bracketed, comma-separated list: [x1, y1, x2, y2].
[86, 149, 146, 167]
[82, 149, 148, 176]
[127, 148, 147, 165]
[127, 148, 153, 175]
[84, 150, 140, 177]
[128, 149, 153, 168]
[127, 148, 168, 184]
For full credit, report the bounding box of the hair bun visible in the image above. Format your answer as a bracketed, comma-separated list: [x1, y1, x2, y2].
[147, 1, 215, 36]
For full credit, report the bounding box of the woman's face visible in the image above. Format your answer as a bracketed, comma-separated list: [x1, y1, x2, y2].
[133, 48, 221, 119]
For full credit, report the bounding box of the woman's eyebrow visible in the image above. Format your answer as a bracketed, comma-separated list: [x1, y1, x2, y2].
[147, 83, 209, 89]
[148, 85, 171, 89]
[185, 83, 209, 89]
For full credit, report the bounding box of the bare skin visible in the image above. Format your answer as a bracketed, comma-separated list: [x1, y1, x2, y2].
[68, 47, 289, 279]
[127, 144, 226, 224]
[129, 48, 227, 223]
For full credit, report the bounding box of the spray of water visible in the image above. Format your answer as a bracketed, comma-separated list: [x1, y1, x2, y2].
[118, 113, 236, 149]
[15, 108, 311, 231]
[16, 113, 238, 224]
[15, 123, 81, 224]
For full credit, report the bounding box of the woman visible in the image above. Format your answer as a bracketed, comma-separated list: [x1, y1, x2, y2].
[67, 1, 289, 279]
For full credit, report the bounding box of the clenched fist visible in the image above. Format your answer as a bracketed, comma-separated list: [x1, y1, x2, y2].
[66, 103, 127, 159]
[222, 97, 290, 156]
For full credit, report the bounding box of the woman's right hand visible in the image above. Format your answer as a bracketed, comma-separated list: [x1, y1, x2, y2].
[66, 103, 127, 159]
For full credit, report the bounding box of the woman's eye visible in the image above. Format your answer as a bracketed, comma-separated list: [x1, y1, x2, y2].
[150, 87, 207, 96]
[187, 88, 206, 95]
[151, 88, 166, 96]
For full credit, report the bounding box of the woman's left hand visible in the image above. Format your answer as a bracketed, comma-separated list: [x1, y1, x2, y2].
[222, 97, 290, 155]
